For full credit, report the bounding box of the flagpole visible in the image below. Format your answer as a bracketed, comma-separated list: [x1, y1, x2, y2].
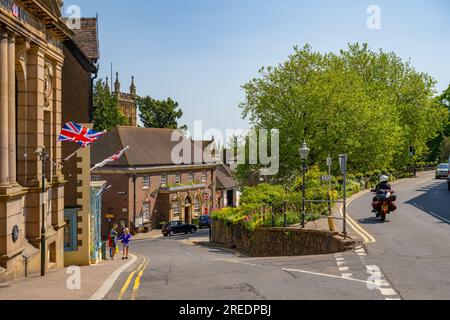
[63, 147, 84, 162]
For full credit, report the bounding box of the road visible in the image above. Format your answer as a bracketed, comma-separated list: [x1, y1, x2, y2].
[347, 172, 450, 300]
[106, 173, 450, 300]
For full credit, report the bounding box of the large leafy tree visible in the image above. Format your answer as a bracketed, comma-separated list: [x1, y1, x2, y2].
[239, 43, 447, 181]
[428, 84, 450, 161]
[137, 96, 186, 130]
[93, 79, 127, 131]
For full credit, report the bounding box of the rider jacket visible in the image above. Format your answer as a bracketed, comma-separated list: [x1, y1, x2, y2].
[375, 181, 392, 194]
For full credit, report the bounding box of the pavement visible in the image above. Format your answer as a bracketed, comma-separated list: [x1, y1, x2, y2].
[0, 252, 136, 300]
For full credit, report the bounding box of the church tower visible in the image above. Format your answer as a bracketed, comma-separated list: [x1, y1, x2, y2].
[114, 72, 138, 127]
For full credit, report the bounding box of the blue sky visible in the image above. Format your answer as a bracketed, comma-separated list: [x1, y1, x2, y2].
[64, 0, 450, 139]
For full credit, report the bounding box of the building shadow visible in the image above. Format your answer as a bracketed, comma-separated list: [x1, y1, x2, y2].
[405, 180, 450, 225]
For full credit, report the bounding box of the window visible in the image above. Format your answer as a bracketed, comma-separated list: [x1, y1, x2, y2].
[201, 172, 207, 183]
[143, 176, 150, 189]
[175, 172, 181, 184]
[142, 203, 150, 222]
[194, 197, 201, 218]
[188, 172, 194, 183]
[172, 201, 181, 221]
[161, 173, 167, 186]
[64, 209, 78, 252]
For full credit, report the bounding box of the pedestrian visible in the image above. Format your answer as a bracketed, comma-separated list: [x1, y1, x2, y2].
[108, 232, 114, 259]
[110, 224, 119, 260]
[118, 228, 132, 260]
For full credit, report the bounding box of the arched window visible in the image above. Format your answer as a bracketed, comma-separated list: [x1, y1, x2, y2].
[172, 200, 181, 221]
[194, 196, 201, 218]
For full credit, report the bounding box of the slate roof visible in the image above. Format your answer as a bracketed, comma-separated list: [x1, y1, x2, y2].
[68, 17, 99, 61]
[91, 127, 208, 168]
[216, 164, 239, 190]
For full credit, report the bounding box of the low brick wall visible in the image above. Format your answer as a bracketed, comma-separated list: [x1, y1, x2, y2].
[212, 220, 357, 257]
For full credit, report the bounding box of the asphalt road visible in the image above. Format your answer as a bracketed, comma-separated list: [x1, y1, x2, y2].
[347, 172, 450, 300]
[106, 173, 450, 300]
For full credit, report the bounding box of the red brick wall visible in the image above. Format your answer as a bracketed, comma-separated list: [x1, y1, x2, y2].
[96, 168, 215, 236]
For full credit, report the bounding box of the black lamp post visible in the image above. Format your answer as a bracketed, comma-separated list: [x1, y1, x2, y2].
[36, 146, 49, 277]
[299, 142, 310, 229]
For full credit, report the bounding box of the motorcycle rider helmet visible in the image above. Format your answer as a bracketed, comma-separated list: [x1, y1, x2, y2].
[380, 175, 389, 183]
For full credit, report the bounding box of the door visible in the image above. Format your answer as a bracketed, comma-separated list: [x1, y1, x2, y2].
[185, 206, 190, 223]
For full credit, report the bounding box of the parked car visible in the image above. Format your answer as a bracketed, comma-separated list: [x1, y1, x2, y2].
[435, 163, 449, 179]
[199, 215, 211, 229]
[162, 221, 197, 237]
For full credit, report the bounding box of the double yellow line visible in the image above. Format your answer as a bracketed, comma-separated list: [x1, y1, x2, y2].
[339, 198, 376, 244]
[118, 255, 150, 300]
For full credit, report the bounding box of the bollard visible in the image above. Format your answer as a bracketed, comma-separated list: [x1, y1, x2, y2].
[328, 217, 335, 232]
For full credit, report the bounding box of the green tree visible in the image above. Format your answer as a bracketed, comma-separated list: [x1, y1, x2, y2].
[239, 43, 446, 181]
[92, 79, 127, 131]
[427, 84, 450, 162]
[137, 96, 186, 130]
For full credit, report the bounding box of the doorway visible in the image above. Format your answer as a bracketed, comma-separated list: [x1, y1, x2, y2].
[184, 197, 192, 223]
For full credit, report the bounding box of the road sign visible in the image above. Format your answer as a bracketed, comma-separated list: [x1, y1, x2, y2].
[338, 154, 347, 175]
[321, 175, 333, 182]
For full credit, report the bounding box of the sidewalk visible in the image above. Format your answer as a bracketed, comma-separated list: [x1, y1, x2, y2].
[0, 253, 134, 300]
[132, 229, 163, 241]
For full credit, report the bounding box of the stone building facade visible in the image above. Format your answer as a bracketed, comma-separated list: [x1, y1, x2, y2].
[0, 0, 73, 282]
[107, 72, 137, 127]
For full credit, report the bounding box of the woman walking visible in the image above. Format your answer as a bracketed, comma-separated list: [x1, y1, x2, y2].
[118, 228, 132, 260]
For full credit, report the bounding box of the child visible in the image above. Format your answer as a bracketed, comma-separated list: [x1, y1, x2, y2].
[118, 228, 132, 260]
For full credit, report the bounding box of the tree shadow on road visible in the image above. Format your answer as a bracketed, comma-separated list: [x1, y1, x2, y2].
[405, 180, 450, 225]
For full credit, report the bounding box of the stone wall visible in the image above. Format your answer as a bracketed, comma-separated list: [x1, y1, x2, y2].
[212, 220, 357, 257]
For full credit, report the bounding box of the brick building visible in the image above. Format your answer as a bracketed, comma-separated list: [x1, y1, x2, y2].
[90, 127, 238, 237]
[0, 0, 73, 282]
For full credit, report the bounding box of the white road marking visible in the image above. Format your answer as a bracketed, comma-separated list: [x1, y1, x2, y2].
[283, 268, 369, 285]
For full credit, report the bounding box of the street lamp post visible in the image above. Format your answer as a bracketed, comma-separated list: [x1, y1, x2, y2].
[36, 146, 49, 277]
[299, 142, 310, 229]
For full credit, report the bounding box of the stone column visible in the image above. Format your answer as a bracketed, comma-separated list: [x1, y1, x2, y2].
[8, 33, 16, 185]
[0, 29, 9, 186]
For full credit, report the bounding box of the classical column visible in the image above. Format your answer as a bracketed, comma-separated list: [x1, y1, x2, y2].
[0, 29, 9, 186]
[8, 33, 16, 184]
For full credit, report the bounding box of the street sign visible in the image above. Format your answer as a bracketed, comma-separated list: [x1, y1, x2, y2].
[321, 175, 333, 182]
[338, 154, 347, 175]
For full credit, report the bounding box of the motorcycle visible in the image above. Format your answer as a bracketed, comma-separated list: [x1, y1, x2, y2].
[371, 189, 397, 222]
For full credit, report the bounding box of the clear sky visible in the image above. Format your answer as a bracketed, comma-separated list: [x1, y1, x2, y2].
[63, 0, 450, 140]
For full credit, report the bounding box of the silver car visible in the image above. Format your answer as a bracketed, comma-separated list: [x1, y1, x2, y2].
[436, 163, 449, 179]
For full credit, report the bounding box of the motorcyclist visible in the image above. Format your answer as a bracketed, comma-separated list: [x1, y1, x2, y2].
[371, 175, 392, 213]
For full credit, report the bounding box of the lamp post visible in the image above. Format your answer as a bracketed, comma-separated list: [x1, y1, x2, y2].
[299, 142, 310, 229]
[36, 146, 49, 277]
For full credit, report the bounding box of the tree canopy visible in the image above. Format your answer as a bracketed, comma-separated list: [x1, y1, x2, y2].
[93, 79, 127, 132]
[137, 96, 186, 130]
[239, 43, 447, 181]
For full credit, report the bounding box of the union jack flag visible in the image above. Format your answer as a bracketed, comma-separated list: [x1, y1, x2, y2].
[58, 122, 106, 147]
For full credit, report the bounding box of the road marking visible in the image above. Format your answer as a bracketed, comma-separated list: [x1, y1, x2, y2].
[89, 254, 138, 301]
[339, 199, 376, 244]
[131, 260, 150, 301]
[118, 256, 147, 300]
[283, 268, 371, 285]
